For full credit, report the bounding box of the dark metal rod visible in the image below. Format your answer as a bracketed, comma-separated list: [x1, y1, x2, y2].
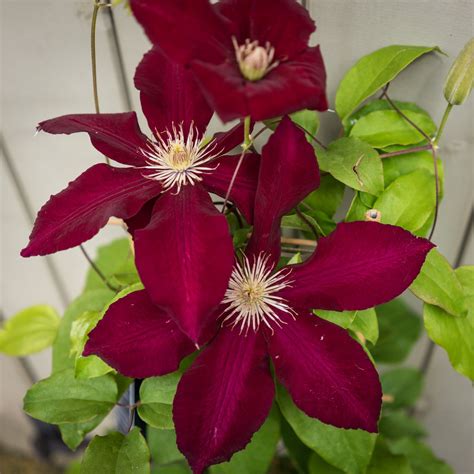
[106, 2, 133, 111]
[0, 135, 70, 309]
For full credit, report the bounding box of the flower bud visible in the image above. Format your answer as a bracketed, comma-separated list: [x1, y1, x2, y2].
[443, 38, 474, 105]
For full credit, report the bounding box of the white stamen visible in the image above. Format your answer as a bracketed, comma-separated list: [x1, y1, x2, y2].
[221, 253, 295, 335]
[233, 37, 279, 82]
[139, 122, 221, 193]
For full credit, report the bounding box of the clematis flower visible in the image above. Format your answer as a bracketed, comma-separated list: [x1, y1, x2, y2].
[21, 47, 260, 344]
[130, 0, 328, 122]
[84, 117, 434, 473]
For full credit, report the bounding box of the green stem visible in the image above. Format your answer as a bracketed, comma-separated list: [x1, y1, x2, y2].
[243, 116, 252, 149]
[434, 103, 453, 146]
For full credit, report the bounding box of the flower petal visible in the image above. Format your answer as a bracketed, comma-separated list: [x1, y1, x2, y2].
[267, 310, 381, 432]
[218, 0, 316, 59]
[191, 46, 328, 122]
[21, 165, 161, 257]
[173, 327, 274, 474]
[202, 152, 260, 224]
[130, 0, 229, 64]
[280, 222, 435, 311]
[134, 185, 234, 344]
[134, 46, 213, 136]
[38, 113, 149, 166]
[246, 116, 320, 264]
[84, 290, 195, 379]
[124, 197, 157, 236]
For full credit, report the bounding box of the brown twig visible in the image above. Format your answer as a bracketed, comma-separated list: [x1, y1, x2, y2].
[378, 144, 433, 159]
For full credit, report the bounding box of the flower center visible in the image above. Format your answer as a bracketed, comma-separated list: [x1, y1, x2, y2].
[141, 123, 220, 193]
[232, 37, 279, 82]
[221, 253, 295, 334]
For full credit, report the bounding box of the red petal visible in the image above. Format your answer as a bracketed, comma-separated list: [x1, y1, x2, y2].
[246, 117, 320, 264]
[83, 290, 195, 378]
[130, 0, 230, 64]
[218, 0, 316, 59]
[191, 46, 328, 122]
[134, 185, 234, 344]
[280, 222, 435, 311]
[38, 113, 149, 166]
[173, 327, 274, 473]
[21, 165, 161, 257]
[134, 46, 213, 136]
[268, 311, 381, 432]
[202, 152, 260, 224]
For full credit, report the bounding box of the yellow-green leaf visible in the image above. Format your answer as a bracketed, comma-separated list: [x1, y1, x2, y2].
[0, 305, 60, 356]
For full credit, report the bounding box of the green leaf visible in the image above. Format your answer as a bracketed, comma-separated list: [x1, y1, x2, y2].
[281, 416, 312, 474]
[336, 45, 440, 121]
[210, 407, 280, 474]
[411, 250, 466, 317]
[84, 238, 139, 292]
[304, 175, 345, 217]
[379, 411, 426, 440]
[317, 137, 384, 196]
[423, 266, 474, 380]
[372, 299, 421, 364]
[351, 309, 379, 345]
[138, 372, 181, 429]
[387, 438, 454, 474]
[53, 289, 115, 373]
[278, 387, 376, 474]
[60, 374, 131, 450]
[382, 151, 444, 193]
[373, 169, 435, 232]
[345, 192, 374, 222]
[282, 210, 335, 237]
[69, 310, 114, 378]
[0, 305, 60, 356]
[23, 369, 118, 424]
[148, 428, 184, 466]
[316, 309, 378, 345]
[367, 438, 413, 474]
[81, 427, 150, 474]
[350, 110, 436, 148]
[290, 109, 320, 141]
[60, 417, 105, 451]
[308, 452, 344, 474]
[380, 368, 423, 410]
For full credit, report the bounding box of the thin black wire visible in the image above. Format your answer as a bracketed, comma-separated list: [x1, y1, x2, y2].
[1, 135, 71, 309]
[106, 1, 133, 112]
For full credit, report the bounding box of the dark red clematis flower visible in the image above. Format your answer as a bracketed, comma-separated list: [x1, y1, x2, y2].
[84, 117, 434, 473]
[21, 47, 260, 345]
[130, 0, 328, 122]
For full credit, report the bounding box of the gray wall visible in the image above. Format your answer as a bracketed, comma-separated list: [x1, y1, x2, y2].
[1, 0, 473, 472]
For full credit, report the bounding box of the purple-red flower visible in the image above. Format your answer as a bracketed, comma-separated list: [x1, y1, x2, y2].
[21, 47, 261, 344]
[130, 0, 328, 122]
[84, 118, 434, 473]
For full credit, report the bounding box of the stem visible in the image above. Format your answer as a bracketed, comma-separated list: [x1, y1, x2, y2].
[80, 245, 119, 292]
[378, 144, 432, 159]
[295, 207, 319, 240]
[91, 2, 101, 114]
[434, 103, 453, 146]
[220, 116, 252, 213]
[382, 92, 433, 143]
[243, 116, 252, 148]
[383, 91, 440, 239]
